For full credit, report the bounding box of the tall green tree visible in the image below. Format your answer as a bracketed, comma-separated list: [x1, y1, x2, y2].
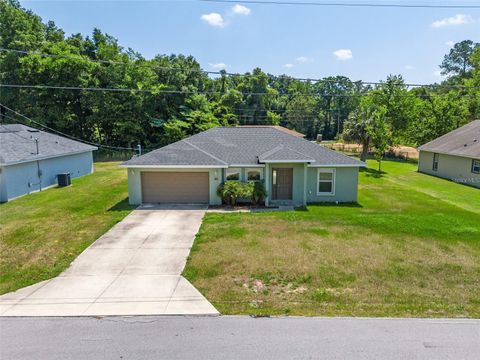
[440, 40, 479, 78]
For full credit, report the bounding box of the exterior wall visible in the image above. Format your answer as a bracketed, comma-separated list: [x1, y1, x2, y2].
[127, 168, 223, 205]
[266, 163, 306, 206]
[306, 167, 359, 203]
[418, 151, 480, 189]
[127, 164, 361, 206]
[1, 151, 94, 202]
[220, 164, 359, 205]
[0, 166, 7, 203]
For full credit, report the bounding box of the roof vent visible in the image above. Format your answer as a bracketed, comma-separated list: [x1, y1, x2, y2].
[27, 129, 40, 133]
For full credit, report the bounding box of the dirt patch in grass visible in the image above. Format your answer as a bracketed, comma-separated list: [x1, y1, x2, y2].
[322, 143, 419, 159]
[184, 160, 480, 318]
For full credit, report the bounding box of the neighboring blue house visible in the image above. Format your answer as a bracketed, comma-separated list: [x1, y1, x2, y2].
[0, 124, 97, 202]
[123, 126, 365, 206]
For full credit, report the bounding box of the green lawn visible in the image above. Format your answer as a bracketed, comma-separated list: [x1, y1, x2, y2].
[184, 160, 480, 318]
[0, 162, 133, 294]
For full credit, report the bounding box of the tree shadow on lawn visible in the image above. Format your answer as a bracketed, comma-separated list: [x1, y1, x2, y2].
[361, 167, 386, 179]
[108, 198, 136, 212]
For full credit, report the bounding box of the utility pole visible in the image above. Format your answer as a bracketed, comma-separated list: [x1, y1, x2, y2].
[337, 109, 340, 138]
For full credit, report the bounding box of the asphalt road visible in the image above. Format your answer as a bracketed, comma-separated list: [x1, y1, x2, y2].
[1, 316, 479, 360]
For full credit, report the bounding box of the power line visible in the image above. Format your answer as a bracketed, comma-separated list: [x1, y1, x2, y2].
[0, 104, 137, 151]
[1, 83, 478, 98]
[200, 0, 480, 9]
[0, 83, 358, 96]
[2, 47, 479, 90]
[0, 114, 43, 142]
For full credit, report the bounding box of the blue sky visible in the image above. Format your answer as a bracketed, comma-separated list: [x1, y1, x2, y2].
[20, 1, 480, 84]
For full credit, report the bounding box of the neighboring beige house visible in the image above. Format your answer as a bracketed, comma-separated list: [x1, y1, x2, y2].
[418, 120, 480, 188]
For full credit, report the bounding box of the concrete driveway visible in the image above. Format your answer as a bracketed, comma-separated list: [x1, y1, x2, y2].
[0, 204, 218, 316]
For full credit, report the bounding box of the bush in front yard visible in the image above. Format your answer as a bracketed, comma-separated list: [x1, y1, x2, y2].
[217, 181, 254, 206]
[252, 180, 267, 206]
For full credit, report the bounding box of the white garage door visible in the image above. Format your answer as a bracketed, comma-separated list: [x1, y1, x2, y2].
[141, 172, 209, 203]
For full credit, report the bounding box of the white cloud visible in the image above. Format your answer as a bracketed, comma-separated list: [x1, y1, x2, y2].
[296, 56, 310, 63]
[445, 40, 455, 47]
[201, 13, 225, 27]
[284, 63, 294, 68]
[209, 62, 228, 70]
[431, 14, 472, 28]
[232, 4, 251, 15]
[333, 49, 353, 61]
[405, 65, 414, 70]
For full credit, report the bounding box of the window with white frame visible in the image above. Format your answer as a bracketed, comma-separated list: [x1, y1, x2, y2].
[432, 153, 439, 171]
[472, 159, 480, 174]
[317, 169, 335, 195]
[226, 168, 241, 181]
[246, 168, 262, 181]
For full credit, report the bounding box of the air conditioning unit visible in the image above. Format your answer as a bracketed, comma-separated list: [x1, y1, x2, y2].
[57, 173, 71, 187]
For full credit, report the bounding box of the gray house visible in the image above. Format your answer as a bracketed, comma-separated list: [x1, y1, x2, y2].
[122, 126, 365, 206]
[0, 124, 97, 202]
[418, 120, 480, 188]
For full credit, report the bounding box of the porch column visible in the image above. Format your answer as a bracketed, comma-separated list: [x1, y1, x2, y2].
[265, 163, 270, 207]
[303, 163, 307, 206]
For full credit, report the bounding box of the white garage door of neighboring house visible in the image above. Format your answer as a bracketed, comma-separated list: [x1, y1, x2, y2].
[141, 172, 209, 204]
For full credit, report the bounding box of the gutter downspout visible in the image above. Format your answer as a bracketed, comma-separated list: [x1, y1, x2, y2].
[28, 138, 42, 193]
[35, 139, 42, 191]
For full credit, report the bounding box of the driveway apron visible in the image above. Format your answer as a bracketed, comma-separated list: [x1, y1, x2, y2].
[0, 204, 219, 316]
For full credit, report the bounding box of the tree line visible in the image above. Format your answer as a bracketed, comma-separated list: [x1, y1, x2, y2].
[1, 0, 479, 154]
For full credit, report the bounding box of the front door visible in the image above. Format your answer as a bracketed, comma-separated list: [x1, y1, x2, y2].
[272, 168, 293, 200]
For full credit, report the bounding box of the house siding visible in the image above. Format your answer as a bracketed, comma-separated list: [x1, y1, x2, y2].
[266, 163, 306, 206]
[0, 151, 94, 202]
[306, 167, 359, 203]
[127, 168, 222, 205]
[221, 164, 359, 205]
[265, 164, 359, 205]
[0, 167, 7, 203]
[127, 164, 360, 206]
[418, 151, 480, 189]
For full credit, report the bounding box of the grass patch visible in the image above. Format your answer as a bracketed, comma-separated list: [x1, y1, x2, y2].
[0, 162, 134, 294]
[184, 159, 480, 318]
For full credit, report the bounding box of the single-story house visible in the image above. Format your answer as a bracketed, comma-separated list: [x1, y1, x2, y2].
[418, 120, 480, 188]
[122, 126, 365, 206]
[0, 124, 97, 202]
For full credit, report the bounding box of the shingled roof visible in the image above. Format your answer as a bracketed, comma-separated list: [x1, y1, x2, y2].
[123, 126, 364, 167]
[0, 124, 97, 166]
[418, 120, 480, 159]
